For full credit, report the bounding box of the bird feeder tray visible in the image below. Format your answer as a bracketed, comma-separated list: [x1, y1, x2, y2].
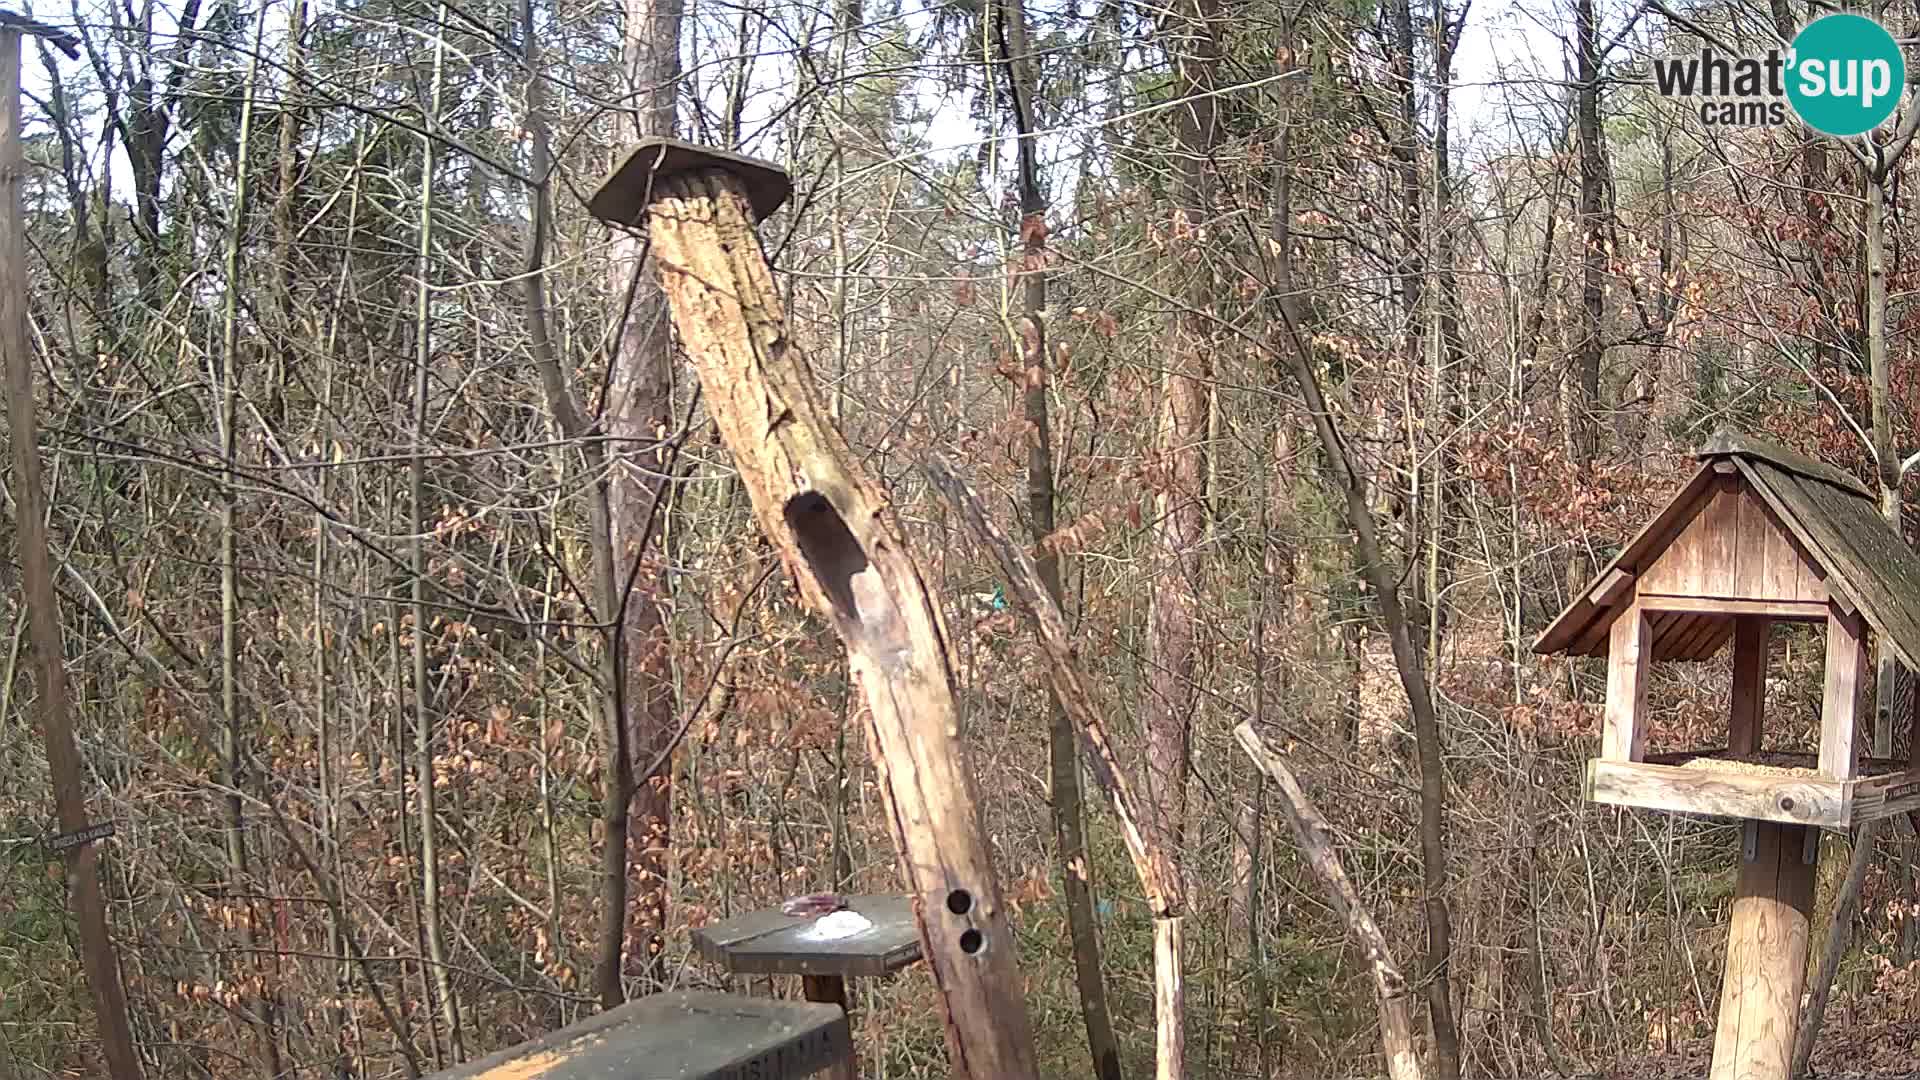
[1585, 748, 1920, 829]
[692, 894, 924, 980]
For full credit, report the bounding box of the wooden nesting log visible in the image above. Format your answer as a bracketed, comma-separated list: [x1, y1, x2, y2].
[616, 159, 1040, 1079]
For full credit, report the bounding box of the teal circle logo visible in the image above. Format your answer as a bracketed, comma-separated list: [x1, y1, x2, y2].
[1787, 14, 1905, 136]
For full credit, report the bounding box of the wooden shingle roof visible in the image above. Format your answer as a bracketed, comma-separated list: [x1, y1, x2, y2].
[1533, 431, 1920, 669]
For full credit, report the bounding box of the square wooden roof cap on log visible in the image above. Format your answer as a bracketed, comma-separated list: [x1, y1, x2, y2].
[589, 137, 794, 227]
[1533, 430, 1920, 670]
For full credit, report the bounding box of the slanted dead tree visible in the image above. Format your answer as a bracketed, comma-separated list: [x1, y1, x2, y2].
[1235, 723, 1422, 1080]
[590, 139, 1041, 1079]
[0, 21, 143, 1080]
[925, 457, 1185, 1080]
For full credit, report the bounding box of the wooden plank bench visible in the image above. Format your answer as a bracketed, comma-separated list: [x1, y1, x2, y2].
[427, 991, 851, 1080]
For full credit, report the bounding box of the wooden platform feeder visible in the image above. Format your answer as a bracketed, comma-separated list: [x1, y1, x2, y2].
[1536, 431, 1920, 1080]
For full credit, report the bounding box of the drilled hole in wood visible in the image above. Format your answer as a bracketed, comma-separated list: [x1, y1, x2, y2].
[959, 928, 985, 955]
[946, 889, 972, 915]
[784, 491, 868, 627]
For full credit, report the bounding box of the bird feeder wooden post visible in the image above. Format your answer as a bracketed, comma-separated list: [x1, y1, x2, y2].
[1536, 432, 1920, 1080]
[587, 138, 1041, 1080]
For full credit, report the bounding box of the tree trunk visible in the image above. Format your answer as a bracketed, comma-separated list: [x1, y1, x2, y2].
[997, 4, 1123, 1076]
[0, 28, 143, 1080]
[1388, 0, 1423, 355]
[216, 12, 283, 1072]
[1149, 0, 1220, 862]
[1867, 173, 1899, 757]
[1145, 4, 1220, 1073]
[1572, 0, 1604, 476]
[513, 0, 652, 1015]
[1424, 0, 1465, 655]
[602, 0, 686, 997]
[410, 9, 461, 1058]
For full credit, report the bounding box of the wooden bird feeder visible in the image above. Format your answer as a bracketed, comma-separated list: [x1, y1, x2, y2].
[1536, 431, 1920, 1080]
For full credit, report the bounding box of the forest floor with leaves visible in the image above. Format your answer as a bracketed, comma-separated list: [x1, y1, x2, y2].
[1589, 1009, 1920, 1079]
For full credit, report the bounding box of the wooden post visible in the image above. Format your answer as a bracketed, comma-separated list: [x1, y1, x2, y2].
[0, 24, 144, 1080]
[1153, 918, 1185, 1080]
[1709, 821, 1816, 1080]
[1730, 618, 1770, 756]
[590, 139, 1040, 1079]
[801, 976, 856, 1080]
[1820, 606, 1867, 780]
[1603, 607, 1650, 761]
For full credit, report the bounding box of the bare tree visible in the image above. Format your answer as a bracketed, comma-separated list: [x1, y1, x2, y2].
[994, 0, 1123, 1075]
[599, 0, 688, 1000]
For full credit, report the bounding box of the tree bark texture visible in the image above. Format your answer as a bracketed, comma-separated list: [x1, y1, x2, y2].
[1388, 0, 1424, 358]
[1573, 0, 1604, 471]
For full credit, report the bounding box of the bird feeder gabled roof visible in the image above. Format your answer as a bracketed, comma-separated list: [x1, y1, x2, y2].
[1533, 431, 1920, 670]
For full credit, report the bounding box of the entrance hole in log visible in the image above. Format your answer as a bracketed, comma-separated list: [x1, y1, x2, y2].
[785, 491, 871, 626]
[785, 490, 913, 668]
[959, 928, 985, 955]
[946, 889, 973, 915]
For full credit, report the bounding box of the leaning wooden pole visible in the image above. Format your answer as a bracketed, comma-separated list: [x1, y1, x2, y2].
[0, 22, 144, 1080]
[925, 458, 1186, 1079]
[589, 139, 1041, 1079]
[1234, 723, 1422, 1080]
